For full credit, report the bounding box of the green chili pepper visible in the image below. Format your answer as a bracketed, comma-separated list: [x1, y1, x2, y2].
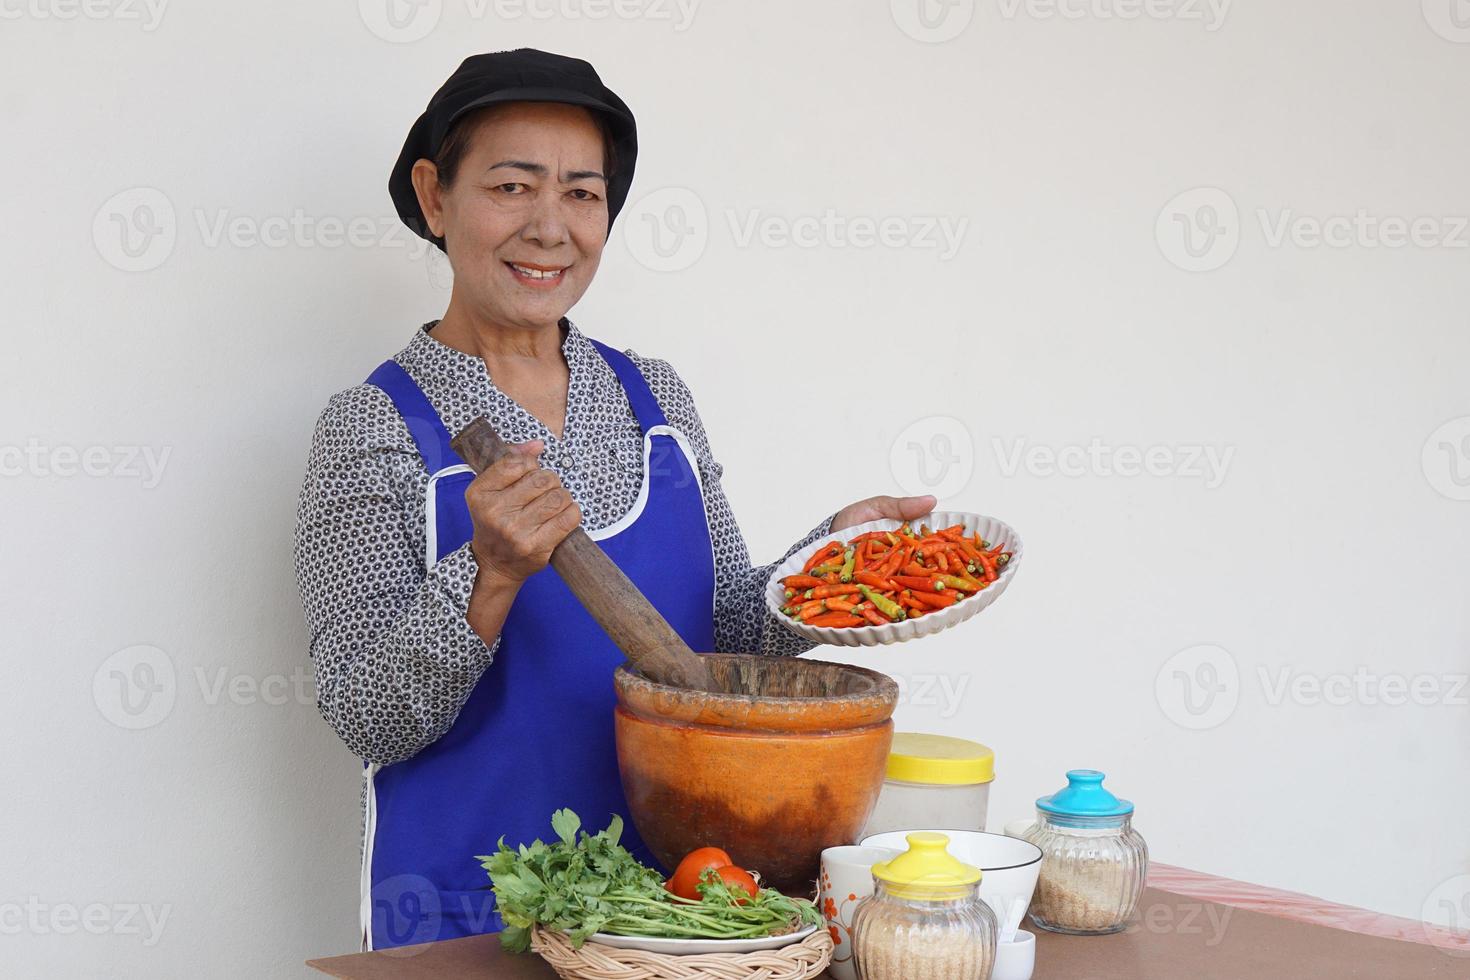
[839, 548, 856, 583]
[811, 563, 843, 576]
[858, 585, 906, 622]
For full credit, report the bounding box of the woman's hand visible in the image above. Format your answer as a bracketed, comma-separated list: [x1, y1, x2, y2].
[830, 494, 937, 534]
[465, 438, 583, 586]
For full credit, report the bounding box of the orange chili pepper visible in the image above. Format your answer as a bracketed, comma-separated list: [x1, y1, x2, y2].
[880, 545, 911, 577]
[894, 575, 944, 592]
[802, 542, 843, 574]
[849, 530, 894, 544]
[855, 570, 899, 591]
[805, 584, 863, 599]
[910, 589, 958, 609]
[808, 612, 865, 628]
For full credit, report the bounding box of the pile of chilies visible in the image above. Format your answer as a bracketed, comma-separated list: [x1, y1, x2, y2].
[781, 522, 1012, 629]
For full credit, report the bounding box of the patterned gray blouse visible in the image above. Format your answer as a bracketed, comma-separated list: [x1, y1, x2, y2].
[293, 319, 834, 766]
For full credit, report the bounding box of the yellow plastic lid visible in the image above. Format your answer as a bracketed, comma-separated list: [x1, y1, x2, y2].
[886, 733, 995, 786]
[872, 832, 982, 899]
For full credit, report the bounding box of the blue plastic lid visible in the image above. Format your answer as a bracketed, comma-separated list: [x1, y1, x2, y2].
[1036, 769, 1134, 817]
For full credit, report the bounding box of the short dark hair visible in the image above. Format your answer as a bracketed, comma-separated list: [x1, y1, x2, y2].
[432, 102, 619, 189]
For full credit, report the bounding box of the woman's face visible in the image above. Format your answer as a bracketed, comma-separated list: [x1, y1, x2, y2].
[415, 101, 610, 331]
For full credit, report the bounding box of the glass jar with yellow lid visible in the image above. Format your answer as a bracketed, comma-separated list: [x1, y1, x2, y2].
[850, 831, 997, 980]
[862, 733, 996, 838]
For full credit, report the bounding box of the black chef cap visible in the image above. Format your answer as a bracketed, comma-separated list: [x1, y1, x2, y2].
[389, 48, 638, 252]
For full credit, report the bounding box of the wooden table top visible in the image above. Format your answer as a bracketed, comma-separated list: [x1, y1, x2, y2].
[309, 885, 1469, 979]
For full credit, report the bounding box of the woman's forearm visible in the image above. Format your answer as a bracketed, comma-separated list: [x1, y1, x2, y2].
[466, 562, 522, 647]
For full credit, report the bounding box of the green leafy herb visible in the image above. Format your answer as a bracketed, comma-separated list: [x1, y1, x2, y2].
[477, 809, 821, 953]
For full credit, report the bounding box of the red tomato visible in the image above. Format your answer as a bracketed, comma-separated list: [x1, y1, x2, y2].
[713, 864, 758, 904]
[665, 847, 734, 900]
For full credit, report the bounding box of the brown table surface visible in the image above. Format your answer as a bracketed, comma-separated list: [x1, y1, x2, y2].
[308, 885, 1469, 979]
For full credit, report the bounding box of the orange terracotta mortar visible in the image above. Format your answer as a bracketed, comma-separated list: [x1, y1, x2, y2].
[614, 654, 899, 895]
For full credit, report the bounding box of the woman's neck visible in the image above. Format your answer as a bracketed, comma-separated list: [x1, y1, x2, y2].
[429, 297, 572, 439]
[431, 301, 565, 363]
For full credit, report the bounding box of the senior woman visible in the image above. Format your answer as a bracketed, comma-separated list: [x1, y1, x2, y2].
[293, 48, 934, 950]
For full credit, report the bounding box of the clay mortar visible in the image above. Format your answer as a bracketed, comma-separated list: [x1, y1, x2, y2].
[614, 653, 899, 895]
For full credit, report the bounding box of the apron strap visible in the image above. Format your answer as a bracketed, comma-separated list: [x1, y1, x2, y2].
[587, 338, 669, 432]
[365, 360, 465, 475]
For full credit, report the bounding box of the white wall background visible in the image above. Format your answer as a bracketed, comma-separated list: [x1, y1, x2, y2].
[2, 1, 1467, 976]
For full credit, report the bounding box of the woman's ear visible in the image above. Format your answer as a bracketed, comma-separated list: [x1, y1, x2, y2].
[410, 158, 445, 240]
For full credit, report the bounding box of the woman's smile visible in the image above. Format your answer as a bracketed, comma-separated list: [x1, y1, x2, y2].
[504, 260, 569, 288]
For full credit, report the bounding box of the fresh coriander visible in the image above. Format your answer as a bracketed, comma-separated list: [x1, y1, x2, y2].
[477, 809, 821, 952]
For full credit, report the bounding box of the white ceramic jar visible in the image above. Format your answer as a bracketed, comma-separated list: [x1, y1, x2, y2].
[863, 734, 995, 838]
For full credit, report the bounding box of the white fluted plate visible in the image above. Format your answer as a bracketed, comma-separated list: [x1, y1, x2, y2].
[765, 511, 1024, 647]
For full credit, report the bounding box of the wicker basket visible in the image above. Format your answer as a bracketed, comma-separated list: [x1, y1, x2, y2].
[530, 924, 834, 980]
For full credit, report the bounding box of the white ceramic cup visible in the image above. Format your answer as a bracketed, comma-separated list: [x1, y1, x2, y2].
[992, 928, 1037, 980]
[819, 845, 900, 980]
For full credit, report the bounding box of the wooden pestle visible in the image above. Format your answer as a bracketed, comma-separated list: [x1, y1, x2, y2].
[450, 417, 713, 692]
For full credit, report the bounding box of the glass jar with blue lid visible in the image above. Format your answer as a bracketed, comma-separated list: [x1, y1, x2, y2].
[1020, 770, 1148, 935]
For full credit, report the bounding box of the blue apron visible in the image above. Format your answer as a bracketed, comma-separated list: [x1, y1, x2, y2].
[359, 337, 716, 950]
